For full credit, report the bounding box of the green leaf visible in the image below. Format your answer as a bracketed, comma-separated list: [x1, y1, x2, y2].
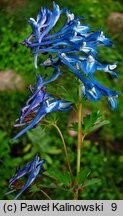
[83, 110, 110, 135]
[69, 122, 78, 132]
[75, 168, 100, 189]
[75, 168, 91, 185]
[44, 170, 72, 187]
[26, 126, 61, 165]
[30, 185, 38, 193]
[82, 178, 101, 187]
[56, 84, 77, 103]
[68, 111, 110, 135]
[38, 184, 70, 192]
[88, 120, 110, 134]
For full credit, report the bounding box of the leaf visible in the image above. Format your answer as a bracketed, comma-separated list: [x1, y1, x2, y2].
[76, 168, 91, 185]
[26, 126, 61, 165]
[69, 122, 78, 132]
[83, 110, 110, 135]
[82, 178, 101, 187]
[68, 111, 110, 135]
[56, 84, 77, 103]
[75, 168, 100, 189]
[30, 185, 38, 193]
[88, 120, 110, 134]
[44, 170, 72, 187]
[46, 148, 61, 155]
[38, 184, 70, 192]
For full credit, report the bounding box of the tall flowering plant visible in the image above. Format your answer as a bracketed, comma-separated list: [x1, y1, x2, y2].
[6, 2, 119, 200]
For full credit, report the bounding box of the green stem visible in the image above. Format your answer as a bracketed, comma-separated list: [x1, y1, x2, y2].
[77, 86, 82, 175]
[40, 188, 52, 200]
[53, 123, 73, 178]
[41, 119, 73, 178]
[74, 82, 83, 200]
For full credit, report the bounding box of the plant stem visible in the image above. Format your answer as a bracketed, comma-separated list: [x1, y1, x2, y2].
[40, 188, 52, 200]
[53, 123, 73, 178]
[41, 119, 73, 178]
[74, 82, 83, 200]
[77, 84, 82, 174]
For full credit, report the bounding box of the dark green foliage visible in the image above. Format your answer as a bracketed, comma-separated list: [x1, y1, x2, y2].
[44, 170, 72, 188]
[26, 126, 62, 164]
[83, 111, 110, 135]
[70, 111, 110, 135]
[0, 131, 22, 199]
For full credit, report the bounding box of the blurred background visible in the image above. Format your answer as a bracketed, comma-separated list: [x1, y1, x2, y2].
[0, 0, 123, 199]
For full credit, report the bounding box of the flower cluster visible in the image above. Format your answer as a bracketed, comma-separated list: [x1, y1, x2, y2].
[21, 1, 119, 110]
[6, 154, 45, 200]
[12, 68, 72, 141]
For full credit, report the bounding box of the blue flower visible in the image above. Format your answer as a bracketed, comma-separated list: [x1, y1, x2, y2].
[39, 2, 61, 43]
[9, 163, 31, 189]
[25, 2, 61, 42]
[6, 154, 45, 200]
[79, 54, 97, 75]
[81, 82, 102, 102]
[12, 97, 72, 141]
[16, 67, 61, 124]
[107, 96, 117, 111]
[12, 72, 72, 141]
[97, 62, 118, 78]
[85, 29, 112, 47]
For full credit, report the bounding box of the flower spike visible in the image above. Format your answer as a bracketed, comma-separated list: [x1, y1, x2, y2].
[20, 1, 119, 117]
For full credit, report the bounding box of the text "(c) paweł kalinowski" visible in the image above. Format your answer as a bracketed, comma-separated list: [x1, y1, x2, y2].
[20, 202, 104, 212]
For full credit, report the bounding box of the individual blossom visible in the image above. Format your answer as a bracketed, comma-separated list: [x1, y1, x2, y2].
[22, 2, 61, 43]
[6, 154, 45, 200]
[12, 72, 72, 141]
